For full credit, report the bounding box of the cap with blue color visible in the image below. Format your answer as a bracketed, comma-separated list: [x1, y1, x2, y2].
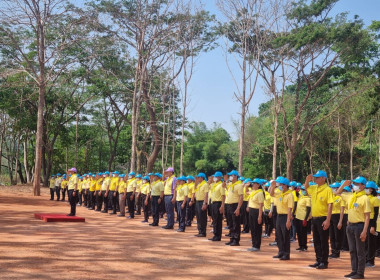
[51, 175, 55, 177]
[113, 171, 119, 175]
[104, 171, 110, 175]
[136, 174, 142, 178]
[213, 171, 223, 177]
[252, 178, 262, 185]
[154, 173, 162, 178]
[366, 181, 378, 190]
[329, 182, 341, 188]
[264, 182, 270, 187]
[177, 176, 188, 181]
[297, 182, 302, 188]
[148, 173, 153, 176]
[309, 182, 317, 186]
[275, 176, 290, 186]
[143, 176, 150, 181]
[243, 178, 252, 184]
[352, 176, 367, 185]
[187, 175, 195, 181]
[239, 176, 245, 181]
[289, 181, 297, 187]
[56, 173, 61, 176]
[129, 172, 136, 176]
[313, 170, 327, 178]
[227, 170, 239, 177]
[343, 186, 352, 192]
[196, 172, 207, 180]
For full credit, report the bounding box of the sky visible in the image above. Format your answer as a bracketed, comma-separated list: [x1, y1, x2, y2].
[185, 0, 380, 140]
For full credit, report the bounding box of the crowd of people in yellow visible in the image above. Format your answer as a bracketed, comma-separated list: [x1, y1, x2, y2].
[49, 167, 380, 279]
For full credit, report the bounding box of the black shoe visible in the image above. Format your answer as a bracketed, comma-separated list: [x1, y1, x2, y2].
[95, 209, 101, 211]
[176, 229, 185, 232]
[329, 253, 339, 259]
[66, 213, 75, 216]
[195, 233, 206, 237]
[230, 242, 240, 246]
[300, 247, 308, 252]
[109, 212, 116, 215]
[117, 214, 125, 217]
[269, 242, 277, 246]
[344, 272, 357, 278]
[89, 208, 94, 210]
[127, 216, 134, 219]
[162, 226, 174, 229]
[225, 241, 232, 245]
[366, 262, 375, 267]
[149, 223, 158, 226]
[350, 275, 364, 279]
[316, 263, 328, 269]
[242, 230, 249, 234]
[101, 210, 107, 213]
[296, 247, 302, 250]
[273, 254, 283, 258]
[280, 256, 290, 260]
[309, 262, 320, 268]
[225, 233, 231, 237]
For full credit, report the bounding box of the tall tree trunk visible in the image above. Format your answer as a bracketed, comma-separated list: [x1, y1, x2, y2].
[0, 131, 3, 175]
[171, 90, 175, 167]
[271, 70, 278, 179]
[349, 117, 354, 178]
[24, 137, 31, 183]
[337, 112, 341, 178]
[286, 150, 295, 180]
[75, 112, 79, 167]
[14, 134, 20, 184]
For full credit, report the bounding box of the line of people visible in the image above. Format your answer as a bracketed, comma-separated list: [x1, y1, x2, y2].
[49, 167, 380, 279]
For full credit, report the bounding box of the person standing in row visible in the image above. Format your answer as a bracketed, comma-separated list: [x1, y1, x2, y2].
[140, 176, 151, 223]
[89, 175, 97, 210]
[263, 182, 274, 238]
[224, 170, 243, 246]
[95, 173, 103, 211]
[329, 182, 345, 259]
[117, 174, 127, 217]
[305, 170, 334, 269]
[174, 176, 188, 232]
[100, 172, 111, 213]
[191, 173, 209, 237]
[163, 167, 176, 230]
[49, 175, 56, 200]
[61, 175, 68, 201]
[270, 177, 294, 260]
[294, 185, 311, 252]
[185, 176, 195, 226]
[149, 173, 164, 227]
[209, 172, 225, 241]
[126, 172, 137, 219]
[67, 168, 79, 216]
[54, 173, 62, 201]
[365, 181, 379, 267]
[242, 178, 251, 234]
[246, 178, 264, 252]
[337, 177, 371, 279]
[109, 171, 119, 215]
[135, 174, 143, 215]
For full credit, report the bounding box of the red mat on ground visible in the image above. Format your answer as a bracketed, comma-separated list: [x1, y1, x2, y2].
[34, 213, 85, 222]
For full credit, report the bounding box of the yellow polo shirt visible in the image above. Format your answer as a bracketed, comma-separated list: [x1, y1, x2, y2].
[276, 190, 294, 215]
[244, 186, 252, 202]
[368, 196, 379, 219]
[126, 178, 137, 192]
[77, 181, 83, 192]
[343, 192, 371, 223]
[109, 177, 119, 191]
[332, 195, 344, 215]
[140, 183, 151, 195]
[295, 195, 311, 220]
[211, 182, 224, 202]
[187, 182, 195, 199]
[273, 188, 282, 207]
[194, 180, 209, 201]
[89, 179, 96, 191]
[55, 177, 63, 187]
[61, 180, 68, 189]
[164, 175, 175, 195]
[263, 191, 272, 211]
[377, 208, 380, 232]
[101, 177, 111, 191]
[96, 178, 102, 191]
[136, 179, 142, 193]
[49, 178, 55, 189]
[176, 184, 189, 201]
[83, 179, 89, 189]
[307, 183, 334, 217]
[248, 190, 264, 209]
[151, 180, 164, 196]
[225, 181, 243, 204]
[67, 174, 78, 190]
[118, 180, 127, 193]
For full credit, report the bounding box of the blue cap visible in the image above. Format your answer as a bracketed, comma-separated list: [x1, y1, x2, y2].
[196, 173, 207, 180]
[56, 173, 61, 176]
[148, 173, 153, 176]
[177, 176, 188, 181]
[136, 174, 142, 178]
[300, 186, 306, 190]
[352, 176, 367, 185]
[239, 176, 245, 181]
[113, 171, 119, 175]
[143, 176, 150, 181]
[297, 182, 302, 188]
[261, 179, 268, 184]
[309, 182, 317, 186]
[104, 171, 110, 175]
[264, 182, 270, 187]
[329, 182, 341, 188]
[252, 178, 262, 185]
[154, 173, 162, 178]
[343, 186, 352, 192]
[313, 170, 327, 178]
[289, 181, 297, 187]
[129, 172, 136, 176]
[243, 178, 252, 184]
[366, 181, 378, 190]
[213, 171, 223, 177]
[187, 175, 195, 181]
[227, 170, 239, 177]
[92, 175, 96, 178]
[275, 177, 290, 186]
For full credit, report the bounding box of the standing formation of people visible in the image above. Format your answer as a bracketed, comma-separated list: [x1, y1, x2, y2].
[49, 167, 380, 279]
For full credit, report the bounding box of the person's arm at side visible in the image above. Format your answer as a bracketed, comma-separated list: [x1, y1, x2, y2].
[370, 206, 379, 235]
[338, 205, 344, 230]
[235, 194, 243, 216]
[361, 212, 370, 242]
[322, 203, 332, 230]
[286, 206, 292, 230]
[202, 189, 208, 211]
[258, 203, 263, 224]
[220, 194, 225, 214]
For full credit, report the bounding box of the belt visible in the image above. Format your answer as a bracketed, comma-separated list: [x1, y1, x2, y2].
[349, 222, 364, 226]
[164, 194, 173, 197]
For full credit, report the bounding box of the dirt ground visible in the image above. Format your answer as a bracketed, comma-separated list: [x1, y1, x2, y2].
[0, 185, 379, 280]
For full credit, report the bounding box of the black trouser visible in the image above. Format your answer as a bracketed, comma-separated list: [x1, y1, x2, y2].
[109, 190, 117, 214]
[61, 188, 66, 201]
[226, 203, 241, 243]
[295, 218, 308, 249]
[312, 217, 330, 264]
[263, 210, 274, 236]
[195, 201, 207, 236]
[177, 201, 186, 231]
[342, 214, 349, 250]
[83, 190, 88, 206]
[241, 201, 249, 232]
[347, 223, 366, 276]
[273, 206, 278, 242]
[185, 197, 195, 226]
[101, 191, 108, 212]
[330, 213, 343, 256]
[89, 191, 95, 209]
[135, 193, 142, 214]
[50, 188, 55, 200]
[276, 214, 290, 258]
[376, 233, 380, 257]
[211, 202, 223, 240]
[151, 196, 160, 225]
[249, 208, 262, 249]
[96, 190, 102, 210]
[126, 192, 135, 218]
[78, 190, 83, 205]
[55, 186, 60, 201]
[366, 227, 377, 265]
[68, 189, 77, 215]
[141, 194, 150, 221]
